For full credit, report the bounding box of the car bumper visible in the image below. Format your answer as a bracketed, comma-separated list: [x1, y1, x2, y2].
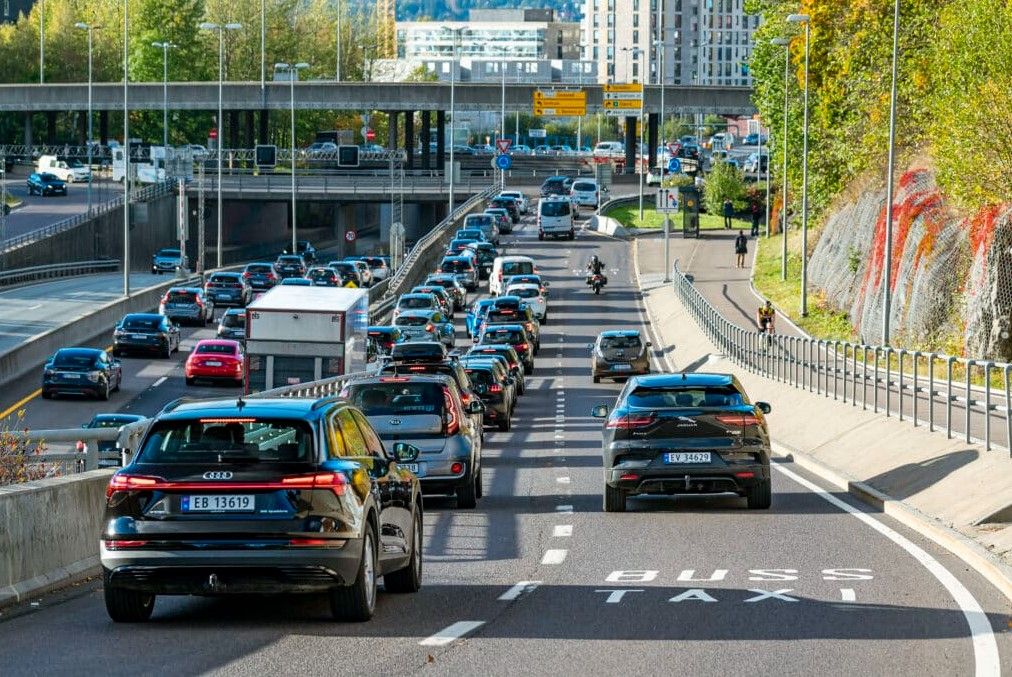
[43, 381, 102, 396]
[593, 362, 650, 377]
[151, 264, 178, 273]
[164, 309, 202, 321]
[115, 338, 167, 353]
[606, 461, 770, 495]
[187, 365, 243, 380]
[207, 293, 245, 306]
[101, 539, 364, 594]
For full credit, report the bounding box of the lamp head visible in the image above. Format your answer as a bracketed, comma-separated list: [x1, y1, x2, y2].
[786, 14, 810, 24]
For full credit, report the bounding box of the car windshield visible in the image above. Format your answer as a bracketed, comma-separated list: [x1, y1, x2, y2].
[627, 386, 745, 408]
[342, 382, 444, 416]
[395, 315, 431, 327]
[601, 336, 642, 350]
[573, 182, 596, 192]
[157, 249, 180, 257]
[137, 418, 313, 463]
[399, 297, 433, 309]
[52, 352, 99, 369]
[221, 313, 245, 328]
[122, 316, 162, 331]
[541, 201, 570, 217]
[510, 288, 540, 299]
[483, 328, 524, 344]
[167, 291, 197, 302]
[195, 343, 237, 355]
[502, 261, 534, 276]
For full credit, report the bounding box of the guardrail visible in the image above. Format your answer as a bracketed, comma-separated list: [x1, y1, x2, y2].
[673, 262, 1012, 456]
[210, 173, 488, 198]
[1, 180, 174, 251]
[0, 260, 119, 287]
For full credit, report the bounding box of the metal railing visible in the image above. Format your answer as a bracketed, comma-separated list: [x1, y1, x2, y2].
[673, 262, 1012, 456]
[8, 418, 151, 473]
[0, 259, 119, 287]
[209, 172, 487, 197]
[1, 180, 174, 251]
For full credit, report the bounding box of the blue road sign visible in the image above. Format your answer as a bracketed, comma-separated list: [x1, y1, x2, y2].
[667, 157, 682, 173]
[495, 154, 513, 171]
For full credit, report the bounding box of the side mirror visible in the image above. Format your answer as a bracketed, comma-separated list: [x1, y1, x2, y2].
[756, 402, 772, 415]
[591, 404, 610, 418]
[467, 400, 486, 414]
[587, 343, 595, 350]
[392, 442, 420, 464]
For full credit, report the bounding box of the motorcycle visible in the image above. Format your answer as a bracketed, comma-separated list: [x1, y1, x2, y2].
[590, 273, 605, 295]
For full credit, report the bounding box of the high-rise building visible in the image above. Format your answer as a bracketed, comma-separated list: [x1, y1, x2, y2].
[2, 0, 37, 24]
[581, 0, 759, 85]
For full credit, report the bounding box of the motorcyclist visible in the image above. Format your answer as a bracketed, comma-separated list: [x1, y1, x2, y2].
[756, 300, 776, 335]
[586, 255, 607, 287]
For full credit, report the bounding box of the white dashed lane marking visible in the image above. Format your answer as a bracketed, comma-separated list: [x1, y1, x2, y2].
[840, 588, 856, 602]
[419, 621, 486, 647]
[498, 581, 542, 601]
[553, 525, 573, 537]
[541, 549, 568, 565]
[152, 377, 167, 387]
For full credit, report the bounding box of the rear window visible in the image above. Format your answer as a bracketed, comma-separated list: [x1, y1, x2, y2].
[399, 297, 433, 309]
[221, 313, 245, 328]
[486, 310, 521, 324]
[310, 269, 336, 280]
[627, 386, 745, 409]
[464, 368, 494, 387]
[573, 182, 597, 192]
[540, 201, 570, 217]
[195, 343, 237, 355]
[466, 215, 493, 227]
[122, 316, 162, 330]
[136, 418, 313, 464]
[89, 418, 135, 429]
[167, 291, 197, 302]
[601, 335, 642, 350]
[210, 275, 239, 284]
[53, 352, 99, 368]
[395, 315, 431, 327]
[442, 259, 473, 272]
[502, 261, 534, 276]
[483, 328, 524, 344]
[510, 288, 539, 299]
[342, 382, 444, 416]
[246, 264, 272, 273]
[363, 257, 386, 268]
[157, 249, 180, 257]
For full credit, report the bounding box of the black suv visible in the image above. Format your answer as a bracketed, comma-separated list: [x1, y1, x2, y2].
[275, 254, 307, 279]
[591, 373, 773, 512]
[540, 175, 570, 197]
[477, 324, 535, 374]
[101, 397, 423, 622]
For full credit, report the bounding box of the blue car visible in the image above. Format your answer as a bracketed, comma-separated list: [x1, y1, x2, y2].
[393, 309, 455, 349]
[26, 172, 67, 196]
[466, 298, 497, 339]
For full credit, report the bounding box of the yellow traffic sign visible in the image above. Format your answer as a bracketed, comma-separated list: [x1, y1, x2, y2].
[534, 105, 587, 117]
[534, 89, 586, 103]
[603, 83, 643, 93]
[603, 99, 642, 110]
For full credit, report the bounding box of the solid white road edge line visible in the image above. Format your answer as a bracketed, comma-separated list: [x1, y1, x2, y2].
[773, 462, 1000, 677]
[152, 376, 168, 387]
[418, 621, 486, 647]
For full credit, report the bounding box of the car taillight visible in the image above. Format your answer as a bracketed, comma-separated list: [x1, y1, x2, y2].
[443, 386, 460, 435]
[268, 272, 277, 280]
[242, 272, 251, 278]
[450, 462, 464, 474]
[606, 414, 656, 429]
[103, 540, 149, 549]
[380, 377, 411, 382]
[194, 297, 204, 308]
[489, 384, 503, 393]
[715, 414, 760, 426]
[425, 323, 435, 332]
[160, 294, 168, 305]
[280, 471, 347, 496]
[106, 473, 161, 498]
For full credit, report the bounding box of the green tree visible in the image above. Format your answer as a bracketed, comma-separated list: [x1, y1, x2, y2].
[704, 160, 747, 214]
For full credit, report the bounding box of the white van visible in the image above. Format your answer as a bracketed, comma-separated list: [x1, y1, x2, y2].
[537, 196, 575, 241]
[489, 255, 537, 295]
[569, 178, 600, 210]
[593, 141, 624, 158]
[36, 155, 90, 183]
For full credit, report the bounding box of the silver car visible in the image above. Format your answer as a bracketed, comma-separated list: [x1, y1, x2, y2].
[341, 374, 484, 507]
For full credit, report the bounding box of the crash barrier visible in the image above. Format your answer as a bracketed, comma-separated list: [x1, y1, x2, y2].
[0, 260, 119, 288]
[673, 262, 1012, 456]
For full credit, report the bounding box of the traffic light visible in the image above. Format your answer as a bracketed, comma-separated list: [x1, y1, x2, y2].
[338, 145, 360, 167]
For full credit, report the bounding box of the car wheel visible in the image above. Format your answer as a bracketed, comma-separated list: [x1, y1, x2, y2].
[104, 585, 155, 623]
[541, 314, 547, 326]
[163, 344, 172, 359]
[112, 348, 121, 358]
[604, 483, 627, 512]
[383, 509, 422, 594]
[113, 374, 121, 393]
[456, 472, 478, 509]
[593, 375, 600, 384]
[41, 389, 52, 399]
[746, 477, 772, 509]
[330, 525, 378, 621]
[538, 232, 544, 241]
[498, 415, 510, 432]
[476, 466, 484, 498]
[569, 231, 576, 240]
[185, 377, 195, 386]
[99, 381, 111, 401]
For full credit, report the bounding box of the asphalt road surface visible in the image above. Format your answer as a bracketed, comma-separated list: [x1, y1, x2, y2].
[4, 172, 123, 241]
[0, 198, 1007, 676]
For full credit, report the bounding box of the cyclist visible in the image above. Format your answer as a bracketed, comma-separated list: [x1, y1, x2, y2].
[756, 300, 776, 336]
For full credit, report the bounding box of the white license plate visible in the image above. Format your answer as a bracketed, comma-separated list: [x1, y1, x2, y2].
[205, 360, 222, 366]
[611, 364, 632, 371]
[215, 294, 230, 299]
[61, 373, 81, 379]
[131, 334, 148, 340]
[402, 463, 424, 477]
[664, 452, 711, 464]
[182, 494, 255, 512]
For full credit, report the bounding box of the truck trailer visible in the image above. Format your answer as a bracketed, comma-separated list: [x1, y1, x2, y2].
[244, 285, 368, 393]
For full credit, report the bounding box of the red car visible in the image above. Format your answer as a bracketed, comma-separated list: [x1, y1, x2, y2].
[184, 339, 244, 386]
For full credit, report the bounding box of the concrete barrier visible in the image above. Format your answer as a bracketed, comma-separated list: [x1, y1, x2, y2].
[587, 215, 630, 238]
[0, 275, 199, 390]
[0, 470, 113, 606]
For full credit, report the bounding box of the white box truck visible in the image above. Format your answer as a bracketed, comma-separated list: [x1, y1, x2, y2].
[244, 285, 368, 393]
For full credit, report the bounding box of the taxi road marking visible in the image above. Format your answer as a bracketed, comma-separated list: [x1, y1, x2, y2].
[419, 621, 486, 647]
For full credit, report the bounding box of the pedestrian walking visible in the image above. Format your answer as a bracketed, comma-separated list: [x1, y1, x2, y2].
[735, 230, 748, 269]
[722, 198, 734, 229]
[750, 200, 761, 237]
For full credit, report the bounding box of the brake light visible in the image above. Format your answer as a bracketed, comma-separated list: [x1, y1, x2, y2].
[715, 414, 760, 426]
[289, 538, 331, 546]
[606, 414, 656, 429]
[280, 472, 347, 495]
[242, 272, 252, 278]
[106, 474, 161, 498]
[408, 365, 428, 372]
[450, 462, 464, 474]
[514, 343, 529, 352]
[160, 294, 168, 305]
[489, 384, 503, 393]
[194, 297, 204, 308]
[443, 386, 460, 435]
[734, 471, 756, 479]
[103, 540, 149, 549]
[619, 473, 640, 481]
[425, 323, 435, 332]
[268, 272, 277, 280]
[380, 376, 411, 382]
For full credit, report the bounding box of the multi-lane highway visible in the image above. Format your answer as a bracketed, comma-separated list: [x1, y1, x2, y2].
[3, 171, 122, 240]
[0, 198, 1008, 675]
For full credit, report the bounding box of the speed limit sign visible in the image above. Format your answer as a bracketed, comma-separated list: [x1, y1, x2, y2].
[345, 230, 357, 242]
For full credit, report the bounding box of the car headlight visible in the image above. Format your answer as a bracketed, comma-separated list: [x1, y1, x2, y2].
[44, 369, 55, 378]
[86, 371, 102, 382]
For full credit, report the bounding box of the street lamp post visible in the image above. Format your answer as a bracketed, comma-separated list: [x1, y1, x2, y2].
[335, 1, 342, 81]
[771, 37, 790, 281]
[622, 47, 644, 220]
[882, 0, 900, 346]
[75, 22, 100, 217]
[200, 21, 242, 270]
[39, 0, 44, 84]
[787, 14, 811, 317]
[122, 0, 129, 296]
[442, 26, 463, 215]
[276, 62, 310, 255]
[151, 41, 177, 148]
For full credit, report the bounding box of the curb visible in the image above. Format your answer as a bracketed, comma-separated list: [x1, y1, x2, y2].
[769, 440, 1012, 605]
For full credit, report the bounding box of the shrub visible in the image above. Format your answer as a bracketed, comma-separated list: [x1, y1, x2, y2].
[703, 160, 747, 215]
[0, 412, 54, 486]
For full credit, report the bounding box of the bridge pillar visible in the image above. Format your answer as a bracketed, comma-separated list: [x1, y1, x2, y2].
[420, 111, 431, 169]
[647, 113, 659, 170]
[388, 111, 399, 150]
[405, 112, 415, 169]
[258, 109, 269, 145]
[436, 110, 445, 170]
[76, 111, 86, 144]
[46, 111, 57, 144]
[244, 111, 255, 147]
[99, 110, 109, 145]
[624, 116, 637, 175]
[22, 112, 33, 153]
[227, 110, 240, 151]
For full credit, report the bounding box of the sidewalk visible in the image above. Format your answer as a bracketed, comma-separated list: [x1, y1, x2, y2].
[635, 235, 1012, 580]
